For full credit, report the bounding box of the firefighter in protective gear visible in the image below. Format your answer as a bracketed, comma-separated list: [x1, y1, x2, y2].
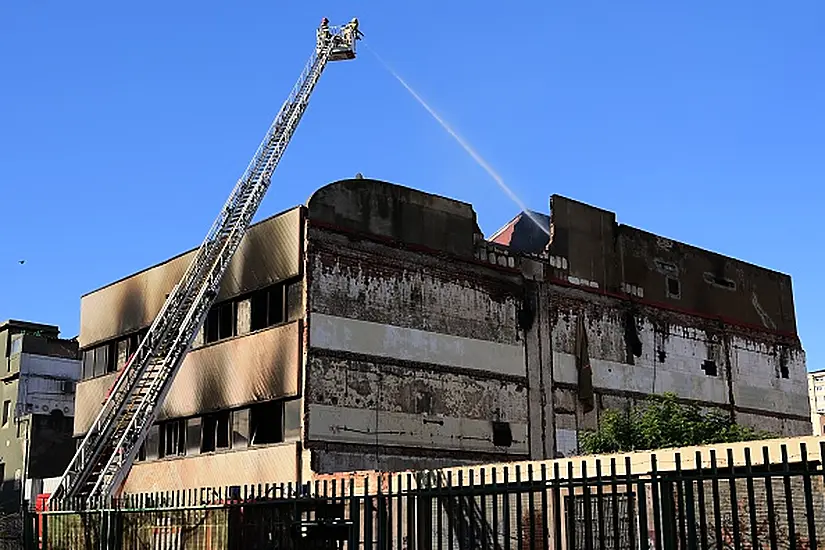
[345, 17, 363, 42]
[316, 17, 331, 54]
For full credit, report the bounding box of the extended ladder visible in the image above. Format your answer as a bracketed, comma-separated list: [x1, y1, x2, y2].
[50, 18, 361, 509]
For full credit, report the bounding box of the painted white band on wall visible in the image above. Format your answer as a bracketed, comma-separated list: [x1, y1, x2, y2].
[310, 313, 526, 377]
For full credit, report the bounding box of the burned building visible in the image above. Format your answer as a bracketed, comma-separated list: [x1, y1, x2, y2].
[0, 320, 80, 511]
[72, 178, 809, 493]
[491, 196, 808, 456]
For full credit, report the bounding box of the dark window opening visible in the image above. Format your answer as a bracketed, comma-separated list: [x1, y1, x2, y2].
[135, 441, 146, 462]
[160, 419, 186, 458]
[780, 365, 789, 379]
[666, 277, 681, 299]
[250, 284, 285, 332]
[703, 273, 737, 291]
[655, 259, 678, 275]
[205, 302, 236, 344]
[701, 360, 718, 377]
[201, 416, 215, 453]
[127, 332, 142, 359]
[657, 350, 666, 363]
[2, 400, 11, 427]
[106, 342, 117, 373]
[250, 401, 284, 445]
[201, 411, 231, 453]
[145, 425, 160, 461]
[232, 409, 250, 449]
[186, 417, 202, 455]
[492, 421, 513, 447]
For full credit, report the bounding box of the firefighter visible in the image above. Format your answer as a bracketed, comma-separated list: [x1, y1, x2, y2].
[344, 17, 363, 43]
[317, 17, 331, 54]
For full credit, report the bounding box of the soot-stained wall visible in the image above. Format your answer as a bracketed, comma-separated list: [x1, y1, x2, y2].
[304, 179, 530, 473]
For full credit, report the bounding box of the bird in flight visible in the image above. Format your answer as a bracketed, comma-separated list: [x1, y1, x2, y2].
[18, 260, 25, 265]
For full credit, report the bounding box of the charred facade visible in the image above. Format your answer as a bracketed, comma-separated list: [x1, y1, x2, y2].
[72, 178, 809, 492]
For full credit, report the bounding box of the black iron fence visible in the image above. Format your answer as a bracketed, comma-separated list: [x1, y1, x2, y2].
[31, 440, 825, 550]
[0, 513, 26, 550]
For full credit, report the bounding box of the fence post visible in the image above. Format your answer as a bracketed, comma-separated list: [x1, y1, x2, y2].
[659, 480, 676, 550]
[41, 511, 48, 550]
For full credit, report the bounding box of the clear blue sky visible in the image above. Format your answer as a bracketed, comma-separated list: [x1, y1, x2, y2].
[1, 2, 822, 370]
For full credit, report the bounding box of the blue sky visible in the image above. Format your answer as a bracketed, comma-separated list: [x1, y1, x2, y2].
[1, 2, 822, 370]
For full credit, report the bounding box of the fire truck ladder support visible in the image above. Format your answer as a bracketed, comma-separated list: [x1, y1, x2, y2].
[50, 18, 361, 509]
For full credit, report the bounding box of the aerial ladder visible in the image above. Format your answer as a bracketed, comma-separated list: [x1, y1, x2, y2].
[49, 18, 362, 509]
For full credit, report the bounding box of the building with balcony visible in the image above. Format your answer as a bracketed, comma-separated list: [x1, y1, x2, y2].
[0, 320, 80, 511]
[72, 177, 810, 494]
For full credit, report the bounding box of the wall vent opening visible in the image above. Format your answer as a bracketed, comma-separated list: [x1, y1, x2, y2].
[701, 360, 718, 377]
[492, 421, 513, 447]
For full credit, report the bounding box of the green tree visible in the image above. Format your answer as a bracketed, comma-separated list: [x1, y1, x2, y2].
[579, 393, 772, 454]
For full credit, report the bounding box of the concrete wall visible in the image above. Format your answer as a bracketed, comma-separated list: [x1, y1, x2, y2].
[15, 354, 79, 418]
[73, 322, 301, 436]
[304, 179, 528, 473]
[121, 442, 302, 493]
[540, 194, 798, 335]
[545, 285, 810, 457]
[79, 207, 303, 348]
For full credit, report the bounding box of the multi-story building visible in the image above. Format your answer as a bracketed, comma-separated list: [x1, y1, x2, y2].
[808, 369, 825, 436]
[0, 320, 80, 511]
[72, 177, 810, 494]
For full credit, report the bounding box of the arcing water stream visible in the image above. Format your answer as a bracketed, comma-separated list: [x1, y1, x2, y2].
[366, 45, 551, 237]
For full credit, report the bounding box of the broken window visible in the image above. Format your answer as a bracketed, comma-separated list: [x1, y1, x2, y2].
[703, 273, 737, 291]
[120, 330, 147, 368]
[145, 424, 160, 461]
[250, 284, 285, 331]
[201, 411, 231, 453]
[1, 400, 10, 428]
[116, 339, 129, 370]
[250, 401, 284, 445]
[285, 280, 303, 322]
[655, 259, 679, 275]
[284, 399, 301, 440]
[205, 301, 236, 344]
[106, 342, 117, 373]
[666, 277, 681, 299]
[186, 417, 202, 455]
[160, 419, 186, 458]
[701, 360, 718, 377]
[232, 408, 250, 449]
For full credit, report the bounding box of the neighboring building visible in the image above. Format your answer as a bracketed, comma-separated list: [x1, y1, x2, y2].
[0, 320, 80, 511]
[808, 369, 825, 435]
[72, 177, 810, 494]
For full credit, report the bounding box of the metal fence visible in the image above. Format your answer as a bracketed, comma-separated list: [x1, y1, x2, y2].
[0, 513, 25, 550]
[32, 440, 825, 550]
